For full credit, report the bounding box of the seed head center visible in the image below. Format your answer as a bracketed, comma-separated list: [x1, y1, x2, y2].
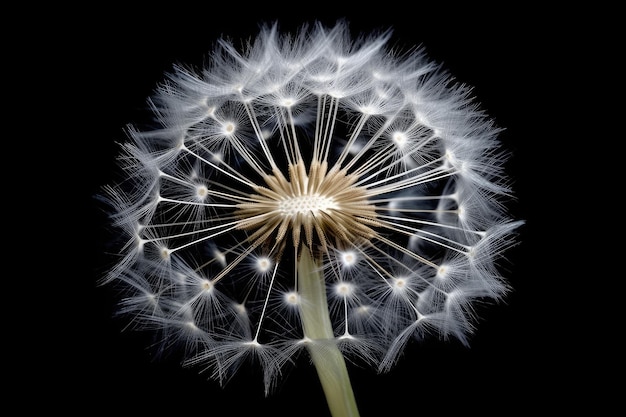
[235, 160, 379, 254]
[279, 194, 337, 217]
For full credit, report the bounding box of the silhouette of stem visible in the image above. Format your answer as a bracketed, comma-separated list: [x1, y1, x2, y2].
[298, 245, 360, 417]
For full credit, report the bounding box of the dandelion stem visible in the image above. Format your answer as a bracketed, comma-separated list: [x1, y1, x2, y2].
[297, 246, 360, 417]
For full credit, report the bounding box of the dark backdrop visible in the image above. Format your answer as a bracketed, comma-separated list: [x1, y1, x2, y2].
[47, 4, 584, 415]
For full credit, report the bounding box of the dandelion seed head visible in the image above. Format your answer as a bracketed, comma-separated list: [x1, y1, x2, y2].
[100, 20, 523, 391]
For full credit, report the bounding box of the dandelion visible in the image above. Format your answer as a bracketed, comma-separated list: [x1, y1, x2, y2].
[100, 20, 523, 417]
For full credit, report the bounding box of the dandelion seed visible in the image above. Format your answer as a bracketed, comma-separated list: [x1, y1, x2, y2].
[334, 281, 355, 297]
[340, 251, 357, 267]
[99, 20, 523, 417]
[284, 291, 300, 306]
[255, 256, 273, 273]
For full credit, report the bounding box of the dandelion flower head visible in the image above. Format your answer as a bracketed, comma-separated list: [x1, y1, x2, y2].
[101, 21, 523, 392]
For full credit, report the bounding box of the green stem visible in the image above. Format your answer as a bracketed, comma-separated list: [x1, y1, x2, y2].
[297, 246, 360, 417]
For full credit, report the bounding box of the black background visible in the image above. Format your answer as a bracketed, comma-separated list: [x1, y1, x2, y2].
[34, 3, 600, 415]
